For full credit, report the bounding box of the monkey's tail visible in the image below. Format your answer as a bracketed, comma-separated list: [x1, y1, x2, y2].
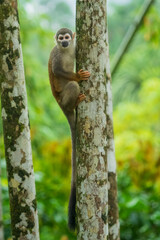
[65, 111, 77, 231]
[68, 182, 76, 230]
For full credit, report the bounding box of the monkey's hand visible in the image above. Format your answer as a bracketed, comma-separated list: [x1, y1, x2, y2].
[78, 69, 90, 81]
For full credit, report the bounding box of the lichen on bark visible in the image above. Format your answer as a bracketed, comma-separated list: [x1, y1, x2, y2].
[76, 0, 120, 239]
[106, 30, 120, 240]
[0, 164, 4, 240]
[76, 0, 109, 239]
[0, 1, 39, 239]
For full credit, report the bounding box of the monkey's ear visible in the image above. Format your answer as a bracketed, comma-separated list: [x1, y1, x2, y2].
[72, 32, 76, 40]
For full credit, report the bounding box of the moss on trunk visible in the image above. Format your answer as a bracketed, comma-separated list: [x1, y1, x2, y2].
[0, 1, 39, 239]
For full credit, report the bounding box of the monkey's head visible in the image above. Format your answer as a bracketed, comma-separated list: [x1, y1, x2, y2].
[55, 28, 75, 49]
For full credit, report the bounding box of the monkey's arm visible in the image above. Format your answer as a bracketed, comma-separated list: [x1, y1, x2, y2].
[53, 68, 90, 82]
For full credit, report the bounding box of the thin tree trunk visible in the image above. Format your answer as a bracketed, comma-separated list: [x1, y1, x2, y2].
[106, 53, 120, 239]
[111, 0, 154, 75]
[76, 0, 109, 239]
[0, 162, 4, 240]
[0, 1, 40, 239]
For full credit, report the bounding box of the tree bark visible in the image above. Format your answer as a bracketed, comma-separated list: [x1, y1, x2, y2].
[76, 0, 109, 239]
[76, 0, 120, 239]
[0, 162, 4, 240]
[106, 57, 120, 239]
[0, 1, 40, 239]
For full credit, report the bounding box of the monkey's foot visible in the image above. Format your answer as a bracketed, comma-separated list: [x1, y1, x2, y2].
[76, 93, 86, 106]
[78, 69, 90, 81]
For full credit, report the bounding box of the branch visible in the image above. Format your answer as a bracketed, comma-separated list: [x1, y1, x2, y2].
[111, 0, 155, 76]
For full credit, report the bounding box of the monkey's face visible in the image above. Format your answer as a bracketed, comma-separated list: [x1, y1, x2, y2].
[57, 33, 73, 49]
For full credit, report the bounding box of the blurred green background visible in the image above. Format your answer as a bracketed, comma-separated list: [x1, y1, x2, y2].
[0, 0, 160, 239]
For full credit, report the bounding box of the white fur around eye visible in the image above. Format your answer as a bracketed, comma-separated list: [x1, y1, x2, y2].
[64, 34, 71, 40]
[58, 34, 64, 41]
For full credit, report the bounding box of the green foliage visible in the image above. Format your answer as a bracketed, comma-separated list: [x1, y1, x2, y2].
[110, 1, 160, 106]
[0, 158, 11, 240]
[18, 1, 70, 144]
[118, 171, 160, 240]
[114, 78, 160, 239]
[34, 140, 76, 240]
[108, 0, 144, 56]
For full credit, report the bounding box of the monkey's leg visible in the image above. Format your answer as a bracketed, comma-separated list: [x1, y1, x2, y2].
[76, 93, 86, 106]
[60, 81, 80, 111]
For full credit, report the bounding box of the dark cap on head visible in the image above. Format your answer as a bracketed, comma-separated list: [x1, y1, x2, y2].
[56, 28, 73, 39]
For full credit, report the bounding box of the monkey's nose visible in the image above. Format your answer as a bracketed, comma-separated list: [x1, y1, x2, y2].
[62, 41, 69, 48]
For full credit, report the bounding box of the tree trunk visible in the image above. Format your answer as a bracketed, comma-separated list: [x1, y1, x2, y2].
[76, 0, 108, 239]
[0, 163, 4, 240]
[106, 60, 120, 239]
[76, 0, 120, 239]
[0, 1, 40, 239]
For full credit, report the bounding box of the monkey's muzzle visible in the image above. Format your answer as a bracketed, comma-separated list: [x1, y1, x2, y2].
[62, 41, 69, 48]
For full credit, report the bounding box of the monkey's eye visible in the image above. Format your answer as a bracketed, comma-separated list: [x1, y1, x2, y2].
[65, 34, 71, 40]
[59, 36, 63, 41]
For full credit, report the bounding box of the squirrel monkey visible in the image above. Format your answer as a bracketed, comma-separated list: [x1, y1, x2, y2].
[48, 28, 90, 230]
